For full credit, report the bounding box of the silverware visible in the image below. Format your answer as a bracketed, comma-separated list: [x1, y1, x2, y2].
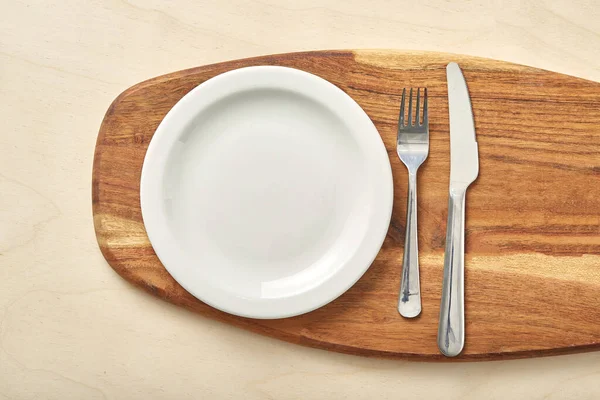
[437, 63, 479, 357]
[396, 87, 429, 318]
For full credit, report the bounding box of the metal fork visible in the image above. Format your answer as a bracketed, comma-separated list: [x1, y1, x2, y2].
[397, 87, 429, 318]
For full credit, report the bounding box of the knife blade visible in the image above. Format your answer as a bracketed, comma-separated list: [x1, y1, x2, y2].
[437, 62, 479, 357]
[447, 62, 479, 186]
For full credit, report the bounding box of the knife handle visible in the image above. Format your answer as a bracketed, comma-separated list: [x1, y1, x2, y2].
[398, 171, 422, 318]
[438, 187, 467, 357]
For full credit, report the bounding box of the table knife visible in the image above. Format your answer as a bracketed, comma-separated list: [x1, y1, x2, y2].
[437, 62, 479, 357]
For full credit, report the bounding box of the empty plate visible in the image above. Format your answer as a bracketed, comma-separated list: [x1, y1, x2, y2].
[140, 66, 393, 319]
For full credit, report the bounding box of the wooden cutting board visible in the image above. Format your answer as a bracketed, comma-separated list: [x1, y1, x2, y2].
[93, 50, 600, 361]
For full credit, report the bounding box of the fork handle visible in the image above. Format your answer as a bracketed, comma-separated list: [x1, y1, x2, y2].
[398, 171, 422, 318]
[438, 187, 467, 357]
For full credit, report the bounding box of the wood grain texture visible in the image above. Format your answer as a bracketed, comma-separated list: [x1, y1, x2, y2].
[93, 50, 600, 361]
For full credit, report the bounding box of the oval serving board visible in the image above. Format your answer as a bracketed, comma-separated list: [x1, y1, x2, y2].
[93, 50, 600, 361]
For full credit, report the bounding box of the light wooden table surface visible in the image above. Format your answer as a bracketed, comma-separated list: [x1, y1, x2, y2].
[2, 1, 600, 399]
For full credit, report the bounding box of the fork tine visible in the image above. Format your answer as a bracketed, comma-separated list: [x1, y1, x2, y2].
[399, 88, 406, 128]
[423, 88, 428, 125]
[408, 88, 413, 126]
[415, 88, 421, 126]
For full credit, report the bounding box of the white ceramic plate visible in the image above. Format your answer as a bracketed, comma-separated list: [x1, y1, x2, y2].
[141, 66, 393, 319]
